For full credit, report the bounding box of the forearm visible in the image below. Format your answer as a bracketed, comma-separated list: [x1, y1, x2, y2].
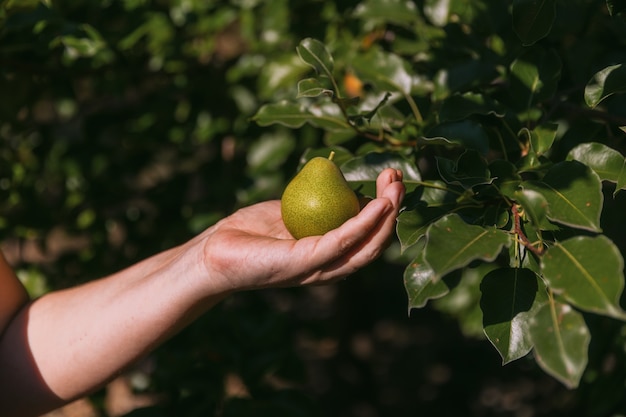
[0, 240, 226, 416]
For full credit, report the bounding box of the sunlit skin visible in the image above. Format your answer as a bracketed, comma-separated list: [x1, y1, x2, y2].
[0, 168, 404, 417]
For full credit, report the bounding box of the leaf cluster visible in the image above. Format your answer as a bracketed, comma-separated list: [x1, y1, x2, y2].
[253, 0, 626, 389]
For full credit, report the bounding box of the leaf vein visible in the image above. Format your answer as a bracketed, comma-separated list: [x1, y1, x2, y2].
[440, 229, 492, 273]
[557, 244, 611, 308]
[545, 183, 594, 228]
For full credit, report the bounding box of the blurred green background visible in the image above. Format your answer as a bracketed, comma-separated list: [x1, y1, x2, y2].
[1, 1, 625, 416]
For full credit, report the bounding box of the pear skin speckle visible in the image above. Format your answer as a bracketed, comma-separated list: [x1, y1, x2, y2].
[281, 156, 360, 239]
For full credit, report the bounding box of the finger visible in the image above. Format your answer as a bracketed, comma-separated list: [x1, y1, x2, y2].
[376, 168, 397, 199]
[381, 177, 406, 210]
[339, 197, 399, 267]
[317, 197, 391, 256]
[294, 198, 392, 277]
[376, 168, 405, 206]
[318, 207, 396, 280]
[320, 179, 405, 278]
[321, 202, 401, 279]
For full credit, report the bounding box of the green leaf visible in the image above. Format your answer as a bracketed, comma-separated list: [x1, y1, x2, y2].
[567, 142, 626, 195]
[420, 120, 490, 156]
[480, 268, 548, 364]
[324, 129, 358, 146]
[541, 235, 626, 320]
[515, 151, 552, 173]
[2, 0, 42, 12]
[396, 183, 458, 251]
[512, 0, 557, 45]
[523, 161, 603, 232]
[436, 150, 492, 190]
[296, 38, 334, 78]
[479, 203, 511, 229]
[353, 0, 420, 27]
[405, 257, 450, 309]
[438, 92, 505, 122]
[297, 78, 333, 98]
[77, 208, 95, 229]
[253, 101, 310, 128]
[527, 123, 558, 156]
[341, 152, 421, 197]
[584, 64, 626, 108]
[433, 59, 499, 101]
[424, 214, 511, 281]
[529, 301, 590, 389]
[257, 55, 309, 100]
[490, 160, 523, 198]
[513, 188, 556, 231]
[423, 0, 451, 26]
[607, 0, 626, 16]
[352, 48, 413, 95]
[509, 47, 561, 111]
[52, 24, 111, 62]
[117, 12, 173, 56]
[404, 238, 460, 310]
[397, 206, 446, 252]
[253, 101, 349, 130]
[246, 133, 296, 175]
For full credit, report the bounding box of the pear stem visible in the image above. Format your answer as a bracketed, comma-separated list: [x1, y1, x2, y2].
[328, 151, 336, 161]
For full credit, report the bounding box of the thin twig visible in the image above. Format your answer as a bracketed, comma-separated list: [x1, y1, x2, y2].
[513, 204, 545, 256]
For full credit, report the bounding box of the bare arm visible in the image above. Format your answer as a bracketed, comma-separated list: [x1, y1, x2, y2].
[0, 244, 221, 416]
[0, 169, 404, 417]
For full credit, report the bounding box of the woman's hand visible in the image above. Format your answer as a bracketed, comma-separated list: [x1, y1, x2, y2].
[197, 168, 405, 294]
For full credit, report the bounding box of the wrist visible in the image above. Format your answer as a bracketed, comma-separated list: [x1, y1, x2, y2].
[180, 226, 237, 301]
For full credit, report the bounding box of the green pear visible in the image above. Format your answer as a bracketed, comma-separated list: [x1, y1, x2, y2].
[281, 152, 360, 239]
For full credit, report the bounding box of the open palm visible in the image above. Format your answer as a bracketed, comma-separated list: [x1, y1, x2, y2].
[197, 168, 405, 293]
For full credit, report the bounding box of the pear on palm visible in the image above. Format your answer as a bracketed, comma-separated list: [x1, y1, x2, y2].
[281, 152, 360, 239]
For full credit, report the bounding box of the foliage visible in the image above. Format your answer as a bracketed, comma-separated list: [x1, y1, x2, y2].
[253, 0, 626, 391]
[2, 0, 626, 416]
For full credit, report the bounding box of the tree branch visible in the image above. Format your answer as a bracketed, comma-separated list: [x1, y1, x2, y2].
[513, 204, 545, 257]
